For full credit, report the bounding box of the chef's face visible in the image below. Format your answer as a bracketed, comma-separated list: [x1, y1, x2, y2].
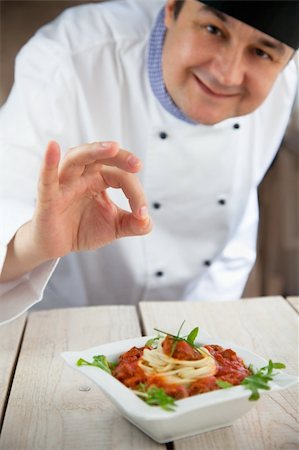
[163, 0, 294, 125]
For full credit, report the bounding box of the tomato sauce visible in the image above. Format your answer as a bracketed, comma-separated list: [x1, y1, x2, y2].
[188, 345, 251, 395]
[205, 344, 251, 384]
[147, 375, 189, 399]
[112, 346, 148, 388]
[162, 335, 203, 360]
[112, 340, 251, 399]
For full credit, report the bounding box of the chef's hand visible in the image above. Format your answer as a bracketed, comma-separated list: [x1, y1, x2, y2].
[0, 141, 152, 282]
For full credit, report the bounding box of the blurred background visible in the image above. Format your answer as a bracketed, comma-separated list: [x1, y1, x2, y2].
[0, 0, 298, 297]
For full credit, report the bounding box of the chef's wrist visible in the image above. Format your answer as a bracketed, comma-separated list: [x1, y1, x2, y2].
[0, 220, 51, 282]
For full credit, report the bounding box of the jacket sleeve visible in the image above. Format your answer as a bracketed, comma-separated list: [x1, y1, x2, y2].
[0, 29, 76, 324]
[184, 188, 259, 301]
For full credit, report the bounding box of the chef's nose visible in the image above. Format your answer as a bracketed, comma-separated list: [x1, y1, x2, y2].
[211, 46, 245, 87]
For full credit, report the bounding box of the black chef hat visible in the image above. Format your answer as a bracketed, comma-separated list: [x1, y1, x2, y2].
[200, 1, 299, 49]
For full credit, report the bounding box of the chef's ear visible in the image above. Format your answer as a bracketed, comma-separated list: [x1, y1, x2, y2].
[165, 0, 179, 28]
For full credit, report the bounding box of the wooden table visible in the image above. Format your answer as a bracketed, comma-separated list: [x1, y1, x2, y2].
[0, 296, 298, 450]
[286, 296, 299, 313]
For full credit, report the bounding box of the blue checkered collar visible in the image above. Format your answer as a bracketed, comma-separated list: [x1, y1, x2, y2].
[147, 8, 197, 125]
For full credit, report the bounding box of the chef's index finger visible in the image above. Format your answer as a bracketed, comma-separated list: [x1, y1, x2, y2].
[60, 141, 117, 175]
[100, 150, 142, 173]
[59, 142, 142, 182]
[38, 141, 60, 202]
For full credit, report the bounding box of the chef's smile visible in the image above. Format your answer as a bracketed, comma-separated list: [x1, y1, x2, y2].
[192, 73, 240, 99]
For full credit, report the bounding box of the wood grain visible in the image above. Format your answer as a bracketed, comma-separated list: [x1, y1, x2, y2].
[0, 314, 27, 430]
[0, 306, 164, 450]
[286, 296, 299, 313]
[139, 297, 299, 450]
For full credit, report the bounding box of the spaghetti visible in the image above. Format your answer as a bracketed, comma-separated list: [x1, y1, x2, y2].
[139, 339, 217, 385]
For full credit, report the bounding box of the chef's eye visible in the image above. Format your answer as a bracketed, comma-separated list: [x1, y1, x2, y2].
[206, 24, 222, 36]
[254, 48, 272, 60]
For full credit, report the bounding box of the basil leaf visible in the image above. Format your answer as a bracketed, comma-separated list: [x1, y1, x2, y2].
[187, 327, 199, 345]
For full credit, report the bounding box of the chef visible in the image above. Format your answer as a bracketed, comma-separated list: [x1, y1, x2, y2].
[0, 0, 298, 323]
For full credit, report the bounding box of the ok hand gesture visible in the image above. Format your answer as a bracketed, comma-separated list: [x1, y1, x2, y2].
[34, 140, 152, 257]
[1, 140, 152, 282]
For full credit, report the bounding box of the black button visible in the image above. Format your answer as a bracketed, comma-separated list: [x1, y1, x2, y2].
[159, 131, 168, 139]
[155, 271, 164, 277]
[152, 202, 161, 209]
[218, 199, 226, 205]
[203, 260, 211, 267]
[233, 123, 240, 129]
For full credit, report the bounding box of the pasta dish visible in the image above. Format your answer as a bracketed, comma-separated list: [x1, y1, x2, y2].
[76, 323, 286, 410]
[113, 332, 251, 400]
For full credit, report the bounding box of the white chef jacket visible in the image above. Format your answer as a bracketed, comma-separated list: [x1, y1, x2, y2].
[0, 0, 297, 324]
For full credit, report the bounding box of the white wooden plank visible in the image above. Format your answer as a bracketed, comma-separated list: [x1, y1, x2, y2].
[0, 306, 164, 450]
[286, 296, 299, 313]
[139, 297, 299, 450]
[0, 314, 27, 429]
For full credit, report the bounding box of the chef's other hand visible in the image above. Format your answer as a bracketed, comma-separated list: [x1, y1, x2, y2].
[0, 140, 152, 282]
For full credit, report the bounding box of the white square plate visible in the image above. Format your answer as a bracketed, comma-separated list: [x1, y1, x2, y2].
[62, 331, 298, 443]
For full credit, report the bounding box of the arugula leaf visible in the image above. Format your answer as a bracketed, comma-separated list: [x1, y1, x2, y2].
[247, 389, 260, 401]
[108, 361, 118, 371]
[243, 376, 271, 388]
[136, 384, 176, 411]
[76, 355, 112, 374]
[271, 362, 286, 370]
[216, 379, 233, 389]
[241, 359, 286, 401]
[145, 336, 162, 348]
